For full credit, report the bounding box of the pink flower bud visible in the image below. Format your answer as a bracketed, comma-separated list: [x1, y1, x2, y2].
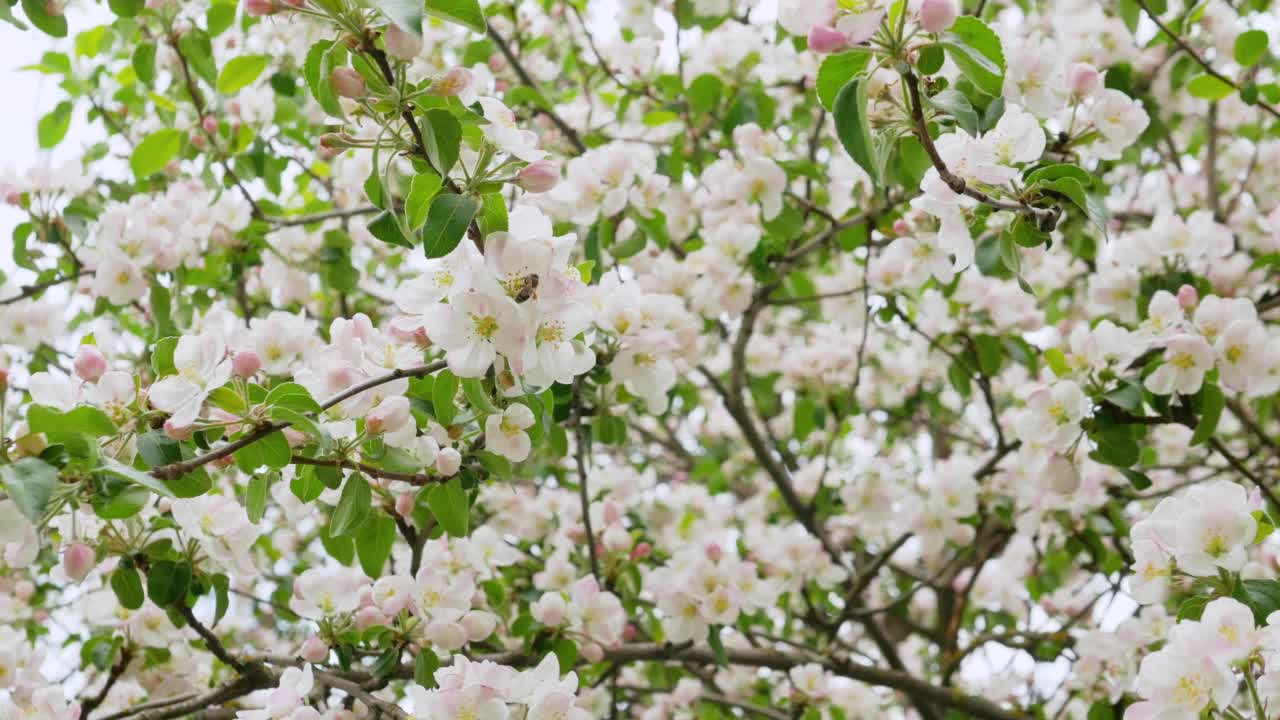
[63, 543, 96, 582]
[918, 0, 958, 33]
[435, 447, 462, 476]
[515, 160, 561, 194]
[244, 0, 278, 16]
[74, 345, 107, 382]
[0, 367, 8, 391]
[461, 610, 497, 641]
[581, 642, 604, 663]
[425, 620, 467, 650]
[807, 25, 849, 54]
[704, 542, 723, 562]
[532, 592, 566, 626]
[1066, 62, 1100, 98]
[283, 427, 308, 447]
[1043, 454, 1081, 495]
[202, 115, 219, 135]
[300, 636, 329, 663]
[330, 67, 367, 99]
[488, 54, 506, 71]
[232, 351, 261, 378]
[602, 500, 622, 526]
[354, 606, 388, 630]
[384, 23, 423, 60]
[14, 580, 35, 601]
[395, 492, 416, 517]
[893, 219, 910, 235]
[630, 542, 652, 561]
[1177, 284, 1199, 310]
[623, 623, 638, 641]
[603, 525, 632, 553]
[164, 420, 193, 441]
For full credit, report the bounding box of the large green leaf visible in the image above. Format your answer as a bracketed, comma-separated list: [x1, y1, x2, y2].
[424, 0, 486, 34]
[940, 16, 1005, 96]
[216, 54, 269, 95]
[0, 457, 59, 522]
[331, 474, 372, 535]
[130, 129, 183, 178]
[99, 457, 176, 498]
[422, 194, 479, 259]
[832, 75, 879, 189]
[427, 477, 469, 537]
[815, 50, 869, 111]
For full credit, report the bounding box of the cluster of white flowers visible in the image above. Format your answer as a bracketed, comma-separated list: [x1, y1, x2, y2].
[90, 182, 251, 304]
[646, 543, 782, 643]
[1128, 480, 1260, 604]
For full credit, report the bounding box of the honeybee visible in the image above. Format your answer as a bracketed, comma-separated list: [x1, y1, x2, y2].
[513, 274, 539, 303]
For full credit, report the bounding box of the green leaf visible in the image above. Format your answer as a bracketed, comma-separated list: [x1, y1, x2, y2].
[928, 88, 978, 135]
[357, 515, 397, 578]
[1234, 579, 1280, 624]
[265, 382, 322, 413]
[27, 405, 117, 437]
[133, 43, 157, 85]
[246, 473, 269, 523]
[552, 636, 578, 669]
[415, 650, 440, 687]
[233, 430, 291, 471]
[291, 467, 325, 503]
[131, 129, 183, 178]
[0, 457, 59, 523]
[1025, 163, 1092, 186]
[424, 0, 487, 34]
[1187, 74, 1235, 101]
[406, 172, 444, 230]
[421, 108, 462, 177]
[1176, 594, 1208, 622]
[108, 0, 144, 16]
[146, 560, 191, 606]
[1234, 30, 1268, 68]
[211, 574, 230, 625]
[111, 566, 145, 610]
[367, 211, 415, 249]
[422, 194, 479, 259]
[427, 477, 469, 537]
[321, 522, 355, 565]
[461, 378, 499, 414]
[152, 337, 178, 376]
[479, 193, 508, 236]
[433, 370, 459, 426]
[816, 50, 869, 111]
[331, 474, 373, 535]
[304, 41, 346, 119]
[1119, 468, 1152, 491]
[271, 406, 329, 450]
[1191, 383, 1224, 446]
[1088, 425, 1139, 468]
[216, 55, 270, 95]
[706, 626, 728, 666]
[21, 0, 67, 37]
[1036, 177, 1089, 214]
[177, 29, 217, 87]
[832, 75, 879, 189]
[940, 16, 1005, 96]
[973, 335, 1004, 376]
[100, 457, 175, 498]
[1044, 348, 1070, 377]
[1254, 510, 1275, 545]
[687, 74, 724, 115]
[37, 101, 72, 149]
